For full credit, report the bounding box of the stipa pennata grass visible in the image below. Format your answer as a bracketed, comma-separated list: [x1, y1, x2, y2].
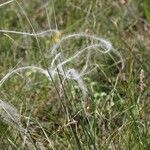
[0, 29, 124, 93]
[0, 29, 124, 148]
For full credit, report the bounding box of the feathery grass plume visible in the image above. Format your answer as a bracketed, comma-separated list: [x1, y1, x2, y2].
[51, 32, 113, 54]
[0, 29, 58, 37]
[0, 100, 40, 149]
[0, 99, 24, 132]
[0, 66, 51, 88]
[0, 64, 87, 98]
[0, 99, 35, 148]
[0, 0, 15, 7]
[0, 29, 123, 98]
[51, 32, 124, 69]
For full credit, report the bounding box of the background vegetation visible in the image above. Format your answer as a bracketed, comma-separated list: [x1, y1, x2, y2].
[0, 0, 150, 149]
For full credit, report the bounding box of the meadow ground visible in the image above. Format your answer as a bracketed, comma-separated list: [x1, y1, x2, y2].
[0, 0, 150, 149]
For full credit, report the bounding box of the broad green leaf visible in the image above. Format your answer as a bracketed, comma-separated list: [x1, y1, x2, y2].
[144, 0, 150, 22]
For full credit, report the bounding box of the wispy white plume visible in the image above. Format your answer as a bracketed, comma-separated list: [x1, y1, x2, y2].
[0, 30, 124, 98]
[0, 29, 58, 37]
[0, 66, 50, 87]
[0, 0, 14, 7]
[0, 99, 24, 132]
